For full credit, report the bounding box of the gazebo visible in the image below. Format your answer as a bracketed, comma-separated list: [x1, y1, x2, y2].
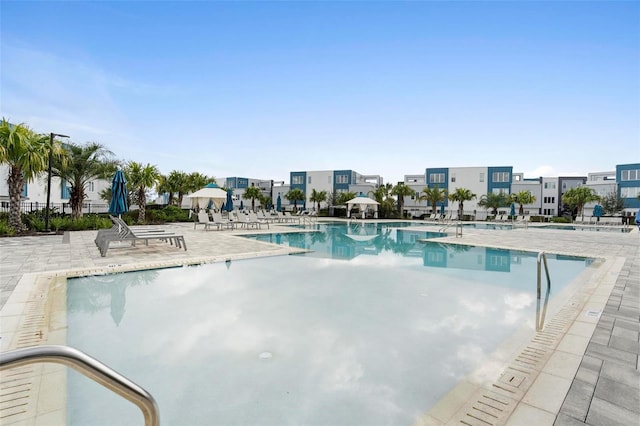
[346, 195, 379, 219]
[187, 183, 228, 211]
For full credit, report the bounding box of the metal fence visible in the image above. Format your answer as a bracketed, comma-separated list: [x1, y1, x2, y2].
[0, 202, 111, 216]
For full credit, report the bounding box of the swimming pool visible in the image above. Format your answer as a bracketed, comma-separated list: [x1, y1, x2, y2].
[66, 225, 593, 425]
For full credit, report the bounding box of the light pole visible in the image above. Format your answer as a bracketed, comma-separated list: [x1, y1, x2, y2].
[45, 132, 70, 232]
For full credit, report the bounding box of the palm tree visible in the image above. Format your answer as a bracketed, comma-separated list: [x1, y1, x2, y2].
[243, 186, 262, 211]
[284, 188, 305, 212]
[51, 142, 116, 219]
[184, 172, 210, 205]
[419, 185, 447, 215]
[391, 182, 415, 217]
[336, 190, 357, 205]
[562, 187, 600, 220]
[125, 162, 160, 224]
[0, 120, 66, 231]
[478, 192, 510, 217]
[368, 184, 394, 218]
[448, 188, 476, 219]
[309, 189, 327, 212]
[160, 170, 188, 206]
[510, 190, 536, 216]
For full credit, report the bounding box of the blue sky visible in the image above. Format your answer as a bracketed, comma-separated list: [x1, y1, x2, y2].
[2, 1, 638, 184]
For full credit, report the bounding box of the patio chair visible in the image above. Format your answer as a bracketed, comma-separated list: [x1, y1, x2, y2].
[194, 210, 220, 231]
[249, 212, 270, 229]
[234, 212, 260, 229]
[211, 212, 237, 230]
[97, 217, 187, 257]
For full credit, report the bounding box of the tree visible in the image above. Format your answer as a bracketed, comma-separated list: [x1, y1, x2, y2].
[601, 192, 625, 215]
[125, 162, 160, 224]
[419, 185, 447, 215]
[51, 142, 116, 219]
[368, 184, 395, 218]
[448, 188, 476, 219]
[335, 190, 357, 205]
[562, 186, 600, 220]
[309, 189, 327, 212]
[510, 190, 536, 216]
[477, 192, 509, 217]
[160, 170, 188, 206]
[243, 186, 262, 212]
[184, 172, 210, 205]
[0, 120, 66, 231]
[391, 182, 415, 218]
[284, 188, 306, 211]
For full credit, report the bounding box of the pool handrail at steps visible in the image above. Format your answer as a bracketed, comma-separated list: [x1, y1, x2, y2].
[0, 345, 159, 426]
[536, 251, 552, 331]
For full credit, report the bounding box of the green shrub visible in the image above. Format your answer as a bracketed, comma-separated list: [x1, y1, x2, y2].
[163, 206, 189, 222]
[0, 220, 15, 236]
[550, 216, 571, 223]
[50, 217, 69, 231]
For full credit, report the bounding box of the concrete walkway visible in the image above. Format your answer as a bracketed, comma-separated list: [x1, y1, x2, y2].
[0, 220, 638, 425]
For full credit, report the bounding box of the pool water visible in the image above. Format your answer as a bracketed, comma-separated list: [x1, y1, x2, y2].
[66, 225, 593, 425]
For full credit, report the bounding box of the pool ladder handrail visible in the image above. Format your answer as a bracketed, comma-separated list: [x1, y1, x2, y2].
[536, 251, 552, 331]
[0, 345, 159, 426]
[438, 220, 463, 237]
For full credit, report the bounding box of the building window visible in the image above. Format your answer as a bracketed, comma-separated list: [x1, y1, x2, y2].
[87, 181, 94, 192]
[328, 176, 332, 183]
[336, 174, 349, 184]
[308, 176, 312, 184]
[621, 187, 640, 198]
[621, 169, 639, 181]
[429, 173, 445, 184]
[492, 188, 508, 195]
[479, 173, 484, 182]
[492, 172, 510, 183]
[292, 176, 304, 185]
[451, 176, 456, 183]
[544, 182, 556, 189]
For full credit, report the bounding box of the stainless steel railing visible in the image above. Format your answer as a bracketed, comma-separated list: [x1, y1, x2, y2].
[536, 252, 552, 331]
[0, 345, 159, 426]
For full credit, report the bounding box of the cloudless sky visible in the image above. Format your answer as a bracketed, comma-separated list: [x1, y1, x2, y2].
[2, 1, 638, 184]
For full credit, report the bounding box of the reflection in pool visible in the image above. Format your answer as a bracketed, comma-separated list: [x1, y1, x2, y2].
[66, 225, 593, 425]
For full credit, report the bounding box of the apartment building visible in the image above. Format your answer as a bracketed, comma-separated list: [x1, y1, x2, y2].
[617, 163, 640, 214]
[288, 170, 383, 210]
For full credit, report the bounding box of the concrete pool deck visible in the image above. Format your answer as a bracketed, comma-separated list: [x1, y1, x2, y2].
[0, 220, 638, 425]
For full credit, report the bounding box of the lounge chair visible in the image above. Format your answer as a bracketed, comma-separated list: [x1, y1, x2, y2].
[97, 217, 186, 257]
[194, 210, 219, 231]
[211, 212, 236, 230]
[284, 212, 300, 223]
[249, 212, 270, 228]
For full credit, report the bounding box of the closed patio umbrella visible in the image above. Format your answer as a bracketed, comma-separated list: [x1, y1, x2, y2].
[226, 190, 234, 212]
[240, 200, 244, 211]
[509, 203, 516, 219]
[109, 169, 129, 218]
[593, 204, 603, 222]
[276, 194, 282, 212]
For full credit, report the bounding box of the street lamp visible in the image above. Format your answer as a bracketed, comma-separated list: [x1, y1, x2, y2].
[45, 132, 70, 232]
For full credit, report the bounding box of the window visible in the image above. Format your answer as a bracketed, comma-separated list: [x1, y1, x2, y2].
[544, 182, 556, 189]
[429, 173, 445, 184]
[479, 173, 484, 182]
[492, 188, 508, 195]
[87, 181, 94, 192]
[492, 172, 509, 183]
[621, 187, 640, 198]
[451, 176, 456, 183]
[621, 169, 640, 181]
[328, 176, 332, 183]
[292, 176, 303, 184]
[336, 174, 349, 184]
[308, 176, 312, 184]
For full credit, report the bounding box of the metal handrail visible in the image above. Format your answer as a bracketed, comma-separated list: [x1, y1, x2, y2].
[0, 345, 159, 426]
[536, 252, 552, 331]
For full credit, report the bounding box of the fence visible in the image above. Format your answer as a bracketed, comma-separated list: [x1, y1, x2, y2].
[0, 202, 111, 216]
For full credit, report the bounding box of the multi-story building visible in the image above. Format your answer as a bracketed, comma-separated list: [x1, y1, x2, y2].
[288, 170, 383, 211]
[223, 177, 274, 209]
[617, 163, 640, 214]
[511, 175, 542, 215]
[403, 166, 514, 219]
[558, 176, 587, 216]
